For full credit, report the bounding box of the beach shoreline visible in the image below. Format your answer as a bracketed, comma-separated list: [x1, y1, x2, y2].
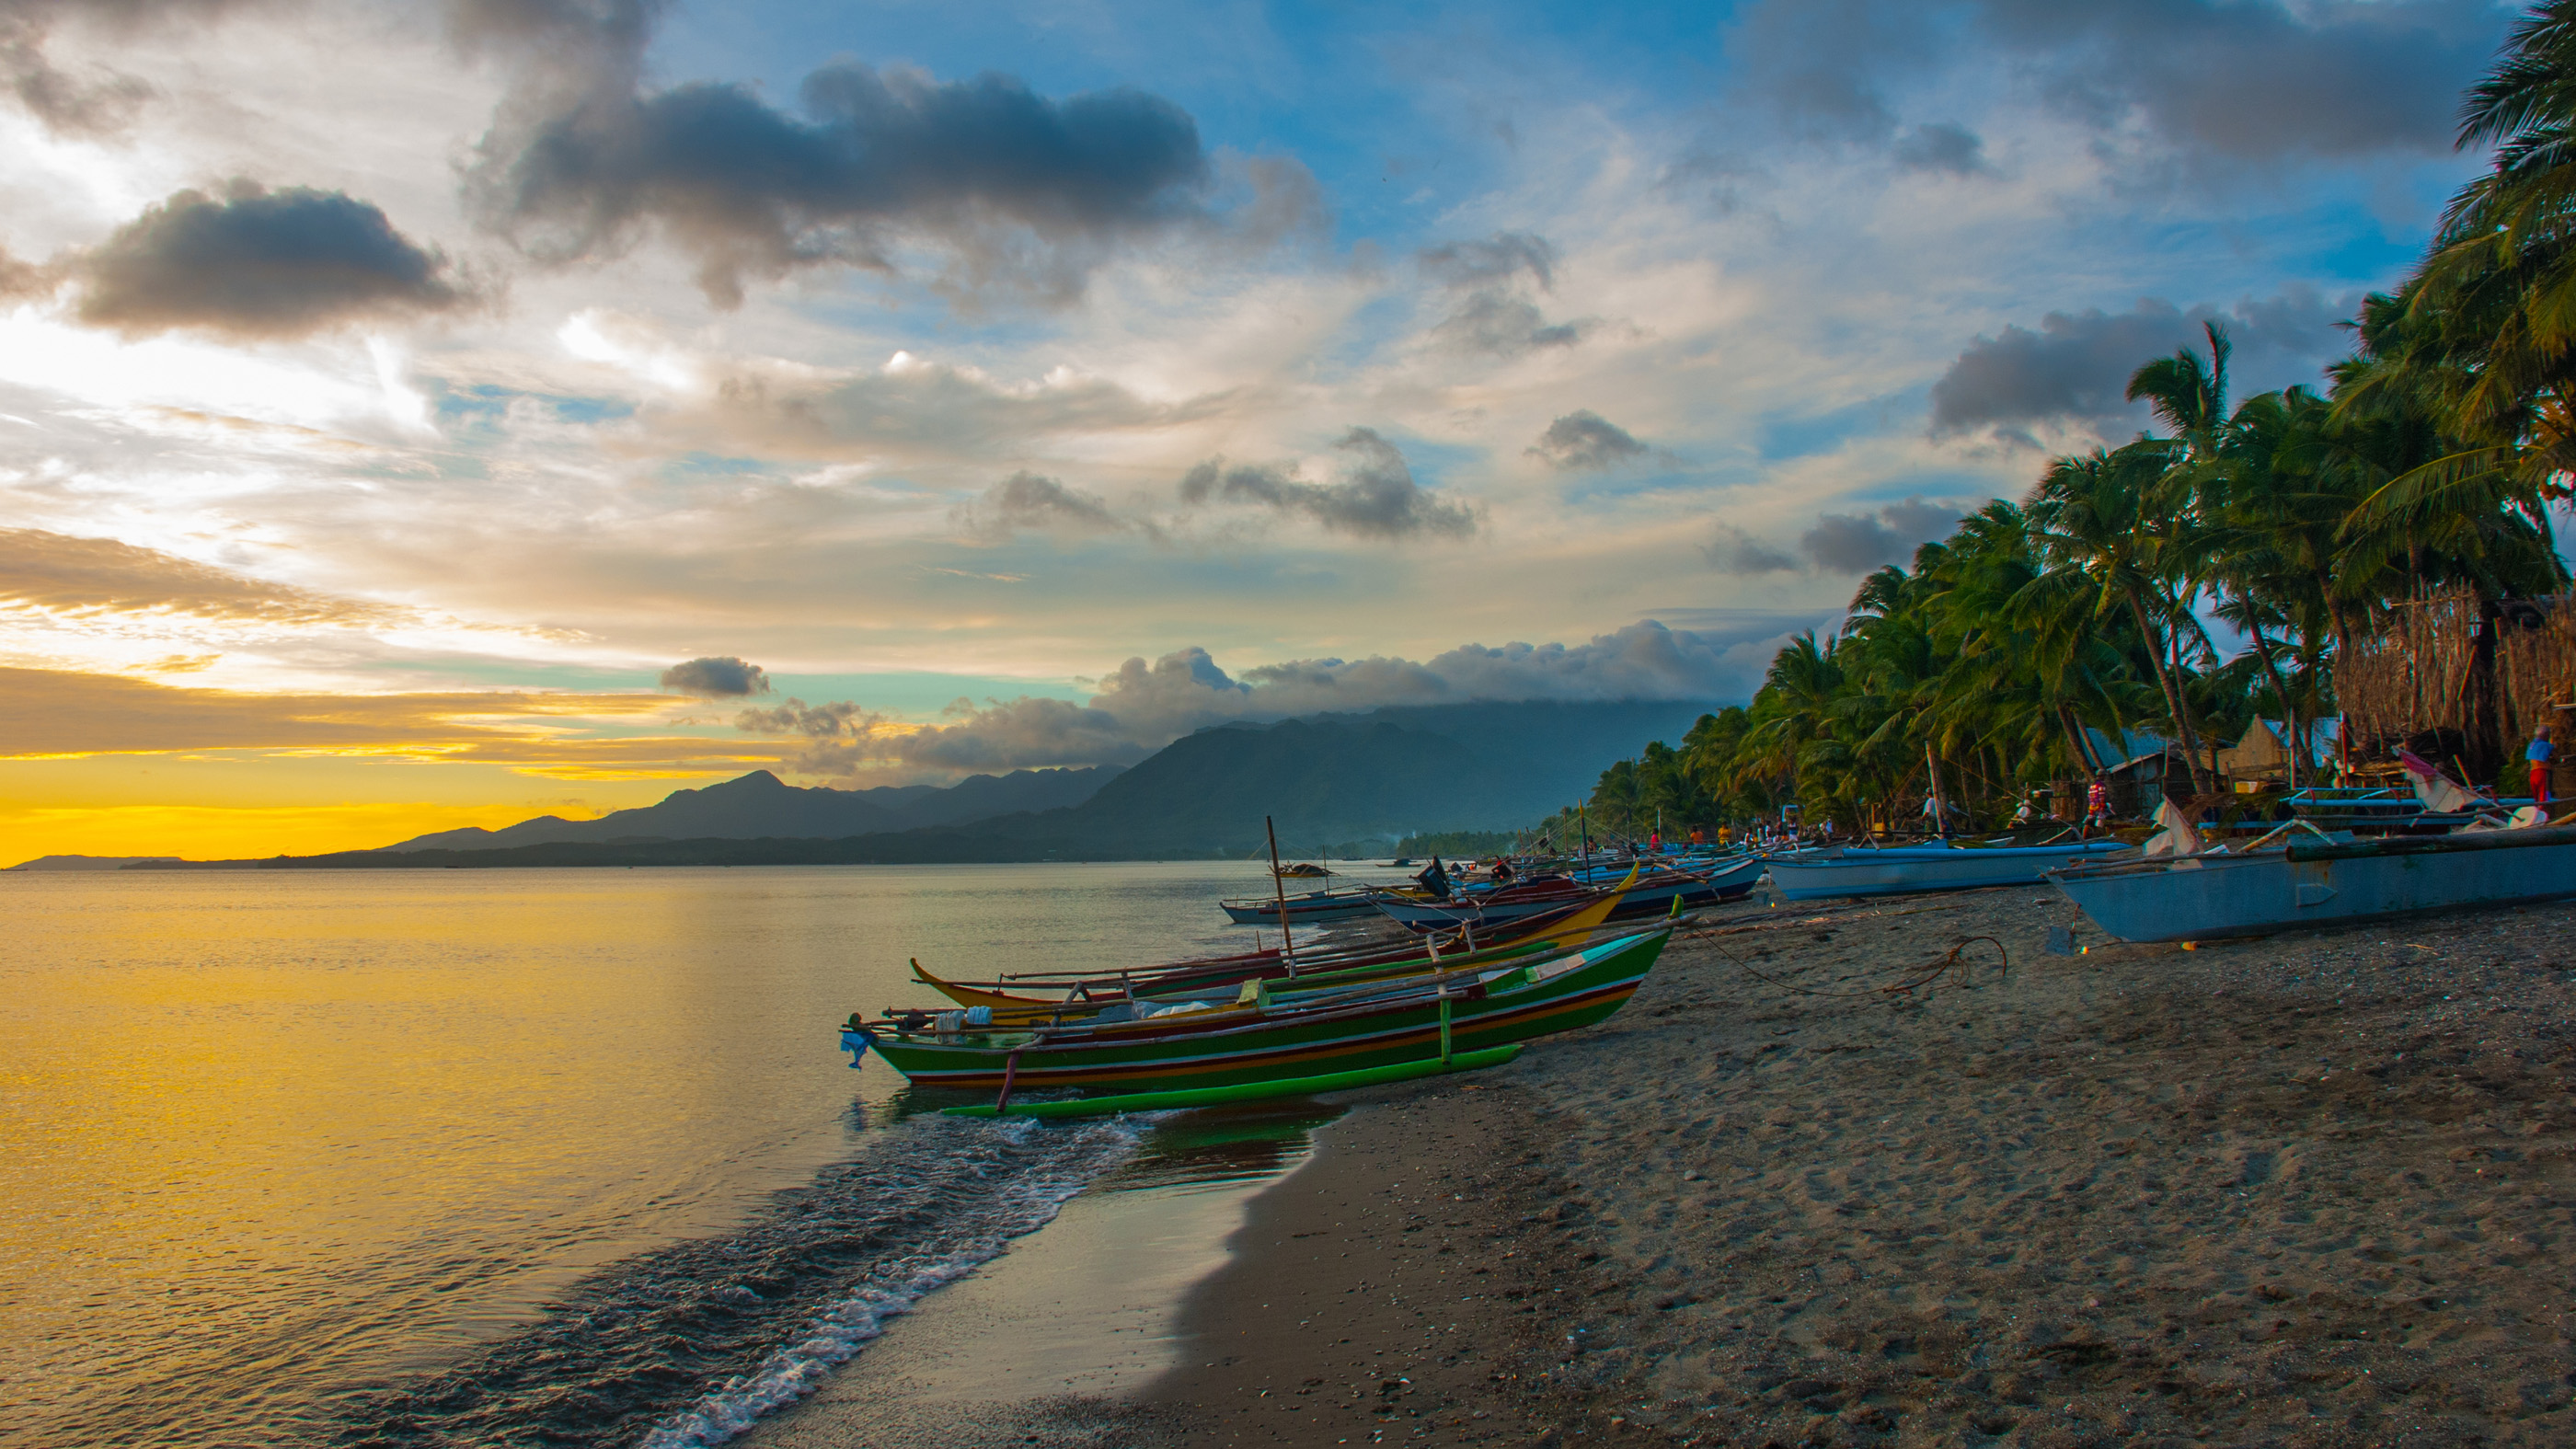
[734, 885, 2576, 1447]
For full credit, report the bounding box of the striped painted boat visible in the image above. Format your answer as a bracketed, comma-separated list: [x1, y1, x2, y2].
[842, 926, 1671, 1095]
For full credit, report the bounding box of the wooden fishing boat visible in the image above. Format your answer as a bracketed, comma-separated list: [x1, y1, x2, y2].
[910, 876, 1643, 1017]
[1374, 858, 1759, 930]
[1765, 838, 2131, 901]
[2047, 826, 2576, 942]
[841, 926, 1672, 1095]
[1218, 886, 1395, 924]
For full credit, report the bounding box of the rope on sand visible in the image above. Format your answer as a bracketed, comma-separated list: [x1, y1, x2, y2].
[1709, 934, 2009, 999]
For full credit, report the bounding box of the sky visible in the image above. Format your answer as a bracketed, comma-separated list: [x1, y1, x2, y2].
[0, 0, 2522, 860]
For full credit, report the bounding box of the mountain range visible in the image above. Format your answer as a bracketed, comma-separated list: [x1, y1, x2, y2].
[375, 765, 1122, 852]
[117, 698, 1719, 868]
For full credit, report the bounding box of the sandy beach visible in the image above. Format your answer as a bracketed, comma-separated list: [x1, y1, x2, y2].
[1118, 884, 2576, 1447]
[744, 883, 2576, 1447]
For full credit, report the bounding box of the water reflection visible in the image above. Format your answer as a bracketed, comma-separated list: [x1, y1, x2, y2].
[1102, 1101, 1340, 1190]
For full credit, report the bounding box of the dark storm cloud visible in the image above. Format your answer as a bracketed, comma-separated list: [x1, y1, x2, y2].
[955, 471, 1139, 540]
[72, 180, 469, 339]
[1704, 525, 1800, 575]
[1929, 287, 2358, 442]
[1723, 0, 2499, 165]
[660, 655, 770, 697]
[1800, 498, 1968, 573]
[1527, 410, 1654, 471]
[1180, 428, 1478, 541]
[466, 50, 1226, 306]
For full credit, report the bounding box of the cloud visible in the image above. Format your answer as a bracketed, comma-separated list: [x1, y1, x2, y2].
[1179, 428, 1478, 541]
[0, 665, 742, 774]
[465, 40, 1280, 306]
[731, 624, 1767, 776]
[1419, 232, 1558, 290]
[1800, 497, 1967, 573]
[674, 347, 1231, 464]
[1704, 525, 1800, 574]
[1720, 0, 2497, 167]
[1890, 121, 1986, 175]
[954, 471, 1137, 540]
[1418, 230, 1591, 357]
[659, 655, 769, 697]
[0, 0, 256, 136]
[1973, 0, 2493, 162]
[71, 180, 471, 339]
[0, 527, 414, 627]
[1928, 287, 2359, 442]
[1526, 410, 1664, 471]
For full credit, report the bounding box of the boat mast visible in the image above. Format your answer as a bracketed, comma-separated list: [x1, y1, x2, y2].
[1266, 814, 1299, 976]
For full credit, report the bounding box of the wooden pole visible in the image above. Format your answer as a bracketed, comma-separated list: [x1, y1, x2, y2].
[1925, 742, 1949, 837]
[1266, 815, 1298, 976]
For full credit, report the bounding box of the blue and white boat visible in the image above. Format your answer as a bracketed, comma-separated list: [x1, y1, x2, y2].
[1765, 837, 2133, 902]
[2046, 826, 2576, 942]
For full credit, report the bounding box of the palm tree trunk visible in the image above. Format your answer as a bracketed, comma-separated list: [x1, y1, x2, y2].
[2238, 610, 2306, 780]
[2125, 587, 2212, 793]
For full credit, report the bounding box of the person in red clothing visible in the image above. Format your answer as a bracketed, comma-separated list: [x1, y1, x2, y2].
[2530, 726, 2555, 806]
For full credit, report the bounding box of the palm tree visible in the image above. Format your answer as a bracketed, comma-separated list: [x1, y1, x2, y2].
[2025, 442, 2218, 793]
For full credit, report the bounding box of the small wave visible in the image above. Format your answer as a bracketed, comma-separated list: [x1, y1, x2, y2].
[338, 1114, 1139, 1448]
[637, 1118, 1134, 1448]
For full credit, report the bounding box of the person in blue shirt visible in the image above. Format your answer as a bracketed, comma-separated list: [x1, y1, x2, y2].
[2530, 726, 2556, 807]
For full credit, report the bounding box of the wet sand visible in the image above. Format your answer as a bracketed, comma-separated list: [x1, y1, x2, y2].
[1133, 886, 2576, 1446]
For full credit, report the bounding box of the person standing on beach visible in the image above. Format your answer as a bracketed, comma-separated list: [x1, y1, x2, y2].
[2530, 726, 2555, 806]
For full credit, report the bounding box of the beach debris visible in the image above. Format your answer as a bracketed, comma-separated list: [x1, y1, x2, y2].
[2045, 925, 2077, 956]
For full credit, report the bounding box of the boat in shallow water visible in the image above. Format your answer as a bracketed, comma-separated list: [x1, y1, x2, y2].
[1218, 886, 1398, 924]
[1765, 838, 2133, 901]
[2046, 826, 2576, 942]
[1373, 857, 1760, 929]
[842, 926, 1672, 1095]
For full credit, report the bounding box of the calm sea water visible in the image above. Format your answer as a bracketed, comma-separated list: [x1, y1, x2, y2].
[0, 862, 1372, 1448]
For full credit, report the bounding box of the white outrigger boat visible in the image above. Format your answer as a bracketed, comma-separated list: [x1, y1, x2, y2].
[1765, 837, 2133, 902]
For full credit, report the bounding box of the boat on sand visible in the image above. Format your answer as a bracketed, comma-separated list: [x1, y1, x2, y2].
[2047, 826, 2576, 943]
[1765, 838, 2131, 901]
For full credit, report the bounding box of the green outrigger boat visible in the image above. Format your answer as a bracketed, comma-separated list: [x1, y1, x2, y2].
[838, 925, 1672, 1098]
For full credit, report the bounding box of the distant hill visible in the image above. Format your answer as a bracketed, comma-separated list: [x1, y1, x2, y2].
[144, 699, 1719, 869]
[374, 765, 1123, 852]
[7, 854, 183, 871]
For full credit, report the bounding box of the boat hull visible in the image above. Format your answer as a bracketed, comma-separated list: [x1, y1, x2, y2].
[857, 928, 1669, 1094]
[1219, 891, 1389, 924]
[1767, 841, 2130, 901]
[2049, 828, 2576, 942]
[1374, 858, 1758, 929]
